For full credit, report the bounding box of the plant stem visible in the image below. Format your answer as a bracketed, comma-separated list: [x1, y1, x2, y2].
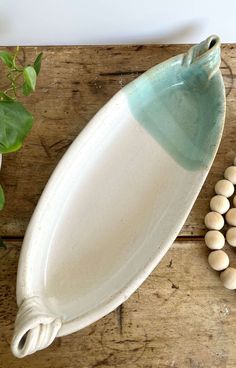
[6, 68, 22, 98]
[12, 46, 20, 68]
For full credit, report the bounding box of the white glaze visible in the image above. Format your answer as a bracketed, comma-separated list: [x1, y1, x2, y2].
[11, 297, 61, 358]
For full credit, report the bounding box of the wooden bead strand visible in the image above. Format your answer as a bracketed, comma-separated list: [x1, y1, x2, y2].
[204, 157, 236, 290]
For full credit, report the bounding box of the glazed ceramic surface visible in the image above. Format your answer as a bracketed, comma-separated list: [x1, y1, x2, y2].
[12, 36, 225, 358]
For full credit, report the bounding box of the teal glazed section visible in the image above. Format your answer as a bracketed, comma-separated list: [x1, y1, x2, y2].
[124, 36, 225, 171]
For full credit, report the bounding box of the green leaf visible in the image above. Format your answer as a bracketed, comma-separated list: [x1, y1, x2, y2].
[0, 101, 33, 153]
[33, 52, 43, 75]
[22, 82, 32, 96]
[23, 66, 37, 92]
[0, 51, 13, 68]
[0, 184, 5, 210]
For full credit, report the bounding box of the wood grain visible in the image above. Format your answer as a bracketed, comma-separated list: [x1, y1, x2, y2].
[1, 239, 236, 368]
[0, 44, 235, 236]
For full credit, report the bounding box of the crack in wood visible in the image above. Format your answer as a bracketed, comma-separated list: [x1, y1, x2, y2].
[99, 70, 146, 77]
[167, 259, 173, 268]
[38, 135, 51, 158]
[221, 56, 234, 97]
[168, 279, 179, 289]
[91, 354, 114, 368]
[135, 45, 144, 51]
[116, 304, 124, 335]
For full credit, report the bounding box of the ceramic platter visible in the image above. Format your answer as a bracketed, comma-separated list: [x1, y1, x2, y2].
[12, 35, 225, 358]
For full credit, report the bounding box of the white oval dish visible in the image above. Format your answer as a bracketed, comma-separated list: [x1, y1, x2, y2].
[11, 36, 225, 358]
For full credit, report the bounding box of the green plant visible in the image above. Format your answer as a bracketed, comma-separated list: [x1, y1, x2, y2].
[0, 47, 42, 210]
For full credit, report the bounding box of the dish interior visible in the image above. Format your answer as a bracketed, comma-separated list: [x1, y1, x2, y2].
[45, 116, 188, 320]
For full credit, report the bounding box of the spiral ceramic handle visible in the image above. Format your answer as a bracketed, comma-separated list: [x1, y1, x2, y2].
[11, 297, 62, 358]
[182, 34, 221, 80]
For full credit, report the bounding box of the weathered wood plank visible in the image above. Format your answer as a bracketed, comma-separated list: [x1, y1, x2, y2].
[0, 44, 235, 236]
[1, 239, 236, 367]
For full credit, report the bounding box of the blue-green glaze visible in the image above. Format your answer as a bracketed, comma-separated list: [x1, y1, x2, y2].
[124, 36, 225, 171]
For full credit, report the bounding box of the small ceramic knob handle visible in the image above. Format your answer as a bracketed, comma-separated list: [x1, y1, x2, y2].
[11, 297, 62, 358]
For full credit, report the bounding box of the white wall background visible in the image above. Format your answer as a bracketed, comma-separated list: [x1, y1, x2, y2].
[1, 0, 236, 45]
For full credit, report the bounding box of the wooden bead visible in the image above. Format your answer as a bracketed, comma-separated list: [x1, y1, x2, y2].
[210, 195, 230, 214]
[224, 166, 236, 184]
[220, 267, 236, 290]
[204, 211, 224, 230]
[226, 227, 236, 247]
[205, 230, 225, 250]
[226, 208, 236, 226]
[208, 250, 229, 271]
[233, 195, 236, 207]
[214, 179, 234, 198]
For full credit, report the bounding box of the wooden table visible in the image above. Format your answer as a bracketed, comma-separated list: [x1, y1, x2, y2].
[0, 44, 236, 368]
